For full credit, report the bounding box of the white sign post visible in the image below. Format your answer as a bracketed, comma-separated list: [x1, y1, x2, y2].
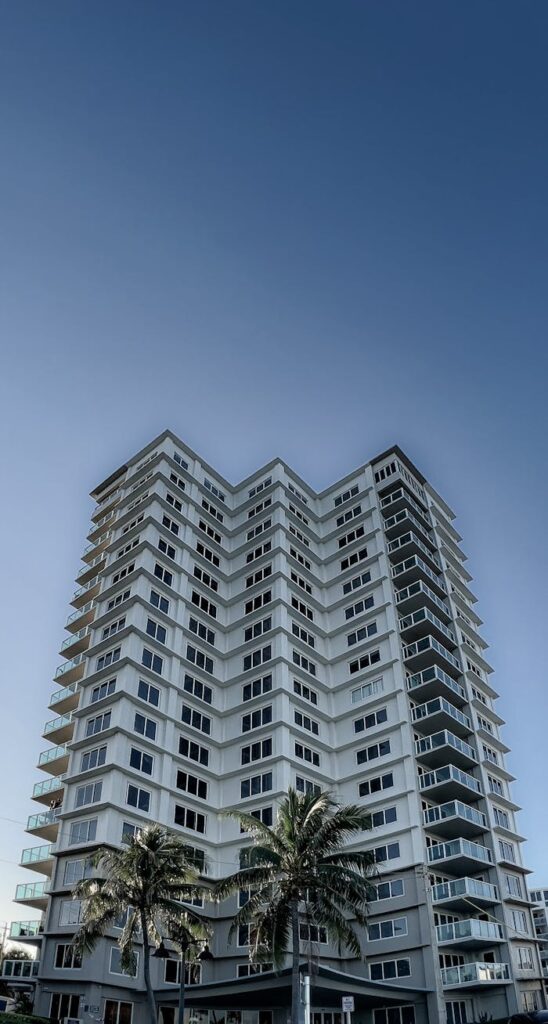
[342, 994, 354, 1024]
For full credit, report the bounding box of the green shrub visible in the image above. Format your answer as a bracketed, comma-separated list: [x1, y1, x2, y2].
[0, 1013, 49, 1024]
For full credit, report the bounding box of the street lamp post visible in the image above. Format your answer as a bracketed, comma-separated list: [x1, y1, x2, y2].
[154, 940, 213, 1024]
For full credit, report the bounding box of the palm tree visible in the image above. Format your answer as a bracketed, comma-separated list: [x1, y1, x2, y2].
[71, 825, 210, 1024]
[214, 788, 377, 1024]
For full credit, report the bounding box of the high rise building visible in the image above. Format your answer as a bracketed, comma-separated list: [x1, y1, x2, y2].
[3, 432, 544, 1024]
[528, 886, 548, 997]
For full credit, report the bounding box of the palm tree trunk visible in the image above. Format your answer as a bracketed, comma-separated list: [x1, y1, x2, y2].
[177, 945, 187, 1024]
[290, 900, 301, 1024]
[140, 911, 158, 1024]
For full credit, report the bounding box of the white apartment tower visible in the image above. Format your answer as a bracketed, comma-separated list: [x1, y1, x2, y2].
[4, 432, 544, 1024]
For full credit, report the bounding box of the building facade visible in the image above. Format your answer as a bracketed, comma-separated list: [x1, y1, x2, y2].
[4, 432, 545, 1024]
[529, 886, 548, 996]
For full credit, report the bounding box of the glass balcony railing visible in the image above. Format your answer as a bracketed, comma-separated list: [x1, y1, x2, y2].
[381, 486, 431, 524]
[431, 877, 499, 906]
[32, 775, 65, 799]
[21, 845, 53, 866]
[60, 629, 89, 652]
[436, 920, 504, 944]
[420, 764, 482, 795]
[38, 744, 68, 767]
[403, 635, 462, 673]
[1, 959, 39, 979]
[396, 579, 451, 618]
[416, 730, 477, 762]
[27, 810, 60, 832]
[76, 553, 105, 579]
[72, 575, 101, 602]
[441, 962, 510, 987]
[412, 696, 471, 733]
[427, 838, 492, 866]
[423, 801, 487, 830]
[392, 553, 446, 591]
[49, 682, 76, 707]
[65, 600, 95, 628]
[407, 664, 467, 702]
[54, 655, 85, 680]
[383, 507, 434, 542]
[93, 488, 121, 515]
[15, 881, 49, 901]
[9, 920, 43, 938]
[388, 530, 442, 569]
[400, 606, 456, 645]
[43, 713, 73, 734]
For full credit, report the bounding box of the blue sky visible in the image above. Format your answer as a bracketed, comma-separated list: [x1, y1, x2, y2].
[0, 1, 547, 930]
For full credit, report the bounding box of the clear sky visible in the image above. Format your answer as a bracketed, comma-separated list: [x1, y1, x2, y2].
[0, 1, 547, 933]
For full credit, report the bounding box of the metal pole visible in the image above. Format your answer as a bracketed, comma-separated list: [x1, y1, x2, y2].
[302, 975, 310, 1024]
[177, 943, 187, 1024]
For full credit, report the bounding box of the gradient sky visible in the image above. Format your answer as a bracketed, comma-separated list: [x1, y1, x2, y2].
[0, 1, 547, 934]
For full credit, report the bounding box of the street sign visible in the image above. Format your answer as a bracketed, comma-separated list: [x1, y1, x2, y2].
[342, 997, 355, 1013]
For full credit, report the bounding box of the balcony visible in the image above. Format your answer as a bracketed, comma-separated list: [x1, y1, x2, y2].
[412, 697, 472, 738]
[402, 635, 462, 677]
[32, 775, 64, 804]
[407, 665, 467, 705]
[65, 600, 96, 633]
[427, 838, 493, 875]
[15, 881, 50, 911]
[400, 607, 457, 647]
[441, 962, 510, 989]
[392, 554, 447, 596]
[42, 712, 74, 745]
[381, 487, 431, 528]
[75, 552, 107, 586]
[388, 531, 442, 572]
[420, 764, 482, 802]
[72, 574, 101, 608]
[53, 654, 86, 686]
[1, 959, 39, 980]
[92, 486, 121, 520]
[396, 580, 451, 621]
[383, 508, 436, 549]
[9, 921, 44, 940]
[436, 919, 504, 949]
[83, 529, 112, 562]
[423, 801, 488, 839]
[431, 877, 499, 911]
[20, 844, 55, 876]
[26, 809, 60, 842]
[59, 627, 90, 659]
[37, 744, 69, 775]
[415, 730, 477, 770]
[48, 683, 79, 716]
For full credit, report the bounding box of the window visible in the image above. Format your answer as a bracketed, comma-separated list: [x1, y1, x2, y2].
[196, 540, 219, 567]
[203, 478, 225, 502]
[50, 995, 82, 1022]
[341, 547, 368, 571]
[186, 645, 214, 674]
[345, 595, 374, 620]
[295, 775, 321, 796]
[244, 616, 272, 642]
[373, 1009, 415, 1024]
[293, 680, 318, 705]
[351, 678, 384, 704]
[246, 542, 272, 565]
[372, 842, 400, 862]
[166, 490, 183, 512]
[243, 806, 273, 829]
[137, 679, 160, 707]
[241, 738, 272, 764]
[127, 784, 150, 812]
[75, 781, 103, 807]
[510, 909, 528, 935]
[334, 484, 359, 507]
[112, 562, 135, 586]
[142, 647, 163, 674]
[130, 748, 154, 776]
[174, 804, 206, 833]
[522, 993, 541, 1013]
[54, 943, 82, 969]
[102, 616, 126, 639]
[499, 840, 516, 863]
[237, 963, 273, 977]
[173, 450, 189, 470]
[241, 772, 273, 799]
[116, 538, 140, 559]
[154, 562, 173, 586]
[59, 900, 83, 926]
[201, 497, 223, 523]
[96, 647, 121, 672]
[488, 774, 505, 797]
[505, 874, 523, 898]
[357, 740, 390, 764]
[245, 590, 272, 614]
[478, 714, 494, 735]
[189, 617, 215, 645]
[68, 819, 97, 845]
[338, 525, 365, 549]
[176, 770, 208, 800]
[163, 514, 179, 536]
[158, 537, 177, 560]
[336, 503, 361, 526]
[85, 711, 111, 737]
[81, 745, 107, 773]
[343, 570, 372, 595]
[91, 678, 116, 703]
[371, 806, 397, 828]
[184, 673, 213, 705]
[292, 651, 316, 676]
[299, 923, 327, 943]
[359, 772, 394, 797]
[243, 645, 272, 671]
[369, 958, 410, 980]
[248, 496, 272, 519]
[291, 595, 314, 621]
[289, 523, 310, 548]
[243, 674, 273, 702]
[242, 705, 273, 732]
[165, 961, 202, 985]
[179, 736, 209, 766]
[516, 947, 534, 970]
[290, 546, 311, 570]
[295, 742, 320, 767]
[371, 879, 405, 901]
[291, 570, 312, 595]
[146, 618, 167, 644]
[181, 704, 211, 735]
[121, 821, 142, 843]
[191, 590, 217, 618]
[354, 707, 388, 732]
[150, 589, 170, 614]
[292, 623, 315, 647]
[248, 477, 272, 498]
[107, 588, 131, 611]
[294, 710, 319, 736]
[63, 858, 93, 885]
[368, 917, 407, 940]
[110, 946, 139, 977]
[198, 519, 221, 545]
[348, 621, 378, 646]
[134, 713, 157, 741]
[349, 649, 381, 675]
[193, 564, 219, 593]
[247, 518, 272, 541]
[445, 1002, 468, 1024]
[288, 481, 309, 505]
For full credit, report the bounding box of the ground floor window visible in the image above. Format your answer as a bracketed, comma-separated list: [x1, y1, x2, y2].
[50, 993, 80, 1021]
[373, 1008, 415, 1024]
[312, 1013, 343, 1024]
[446, 1000, 468, 1024]
[104, 1000, 133, 1024]
[522, 991, 541, 1013]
